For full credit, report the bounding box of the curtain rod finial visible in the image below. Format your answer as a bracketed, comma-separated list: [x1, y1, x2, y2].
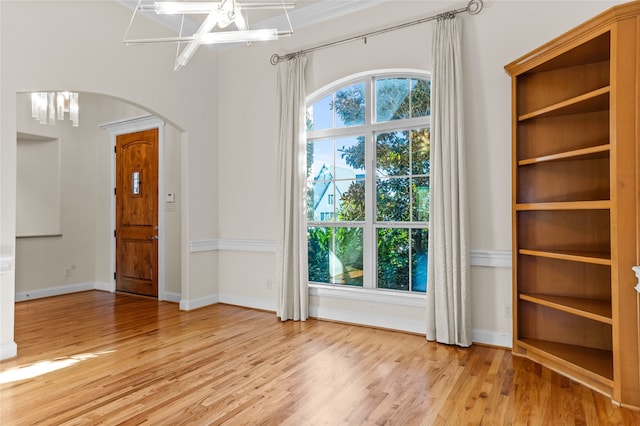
[467, 0, 483, 15]
[270, 54, 282, 65]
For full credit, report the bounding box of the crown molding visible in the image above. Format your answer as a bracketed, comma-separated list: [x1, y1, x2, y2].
[257, 0, 390, 30]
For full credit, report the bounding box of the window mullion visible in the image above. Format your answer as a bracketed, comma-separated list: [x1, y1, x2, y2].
[364, 132, 375, 290]
[363, 77, 375, 290]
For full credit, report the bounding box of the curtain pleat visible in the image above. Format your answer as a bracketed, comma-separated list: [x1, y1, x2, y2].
[426, 17, 471, 347]
[275, 55, 309, 321]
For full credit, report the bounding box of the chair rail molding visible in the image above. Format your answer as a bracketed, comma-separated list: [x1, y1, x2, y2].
[0, 256, 14, 275]
[190, 238, 511, 268]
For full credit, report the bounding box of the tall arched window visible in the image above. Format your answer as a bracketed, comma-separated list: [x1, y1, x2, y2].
[306, 71, 430, 293]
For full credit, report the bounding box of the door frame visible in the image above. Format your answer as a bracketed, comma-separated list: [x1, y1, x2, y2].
[101, 115, 167, 300]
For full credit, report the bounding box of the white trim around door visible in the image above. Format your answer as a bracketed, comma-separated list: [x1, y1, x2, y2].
[100, 115, 168, 301]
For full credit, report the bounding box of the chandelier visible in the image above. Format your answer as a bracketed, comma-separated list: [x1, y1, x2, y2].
[124, 0, 294, 71]
[31, 92, 79, 127]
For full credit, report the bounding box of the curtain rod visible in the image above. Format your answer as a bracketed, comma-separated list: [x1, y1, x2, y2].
[270, 0, 482, 65]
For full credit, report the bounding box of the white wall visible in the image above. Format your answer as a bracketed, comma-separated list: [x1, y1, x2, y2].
[1, 0, 219, 359]
[16, 134, 61, 237]
[215, 0, 624, 346]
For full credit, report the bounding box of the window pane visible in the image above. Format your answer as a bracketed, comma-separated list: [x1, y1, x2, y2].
[335, 136, 365, 222]
[377, 228, 409, 290]
[336, 179, 365, 221]
[376, 131, 409, 177]
[308, 226, 331, 283]
[308, 227, 363, 286]
[412, 176, 430, 222]
[310, 182, 335, 222]
[411, 229, 428, 292]
[410, 79, 431, 118]
[375, 78, 410, 122]
[333, 227, 363, 286]
[376, 177, 409, 221]
[334, 83, 365, 127]
[307, 139, 333, 181]
[411, 128, 430, 175]
[308, 94, 333, 130]
[336, 136, 365, 177]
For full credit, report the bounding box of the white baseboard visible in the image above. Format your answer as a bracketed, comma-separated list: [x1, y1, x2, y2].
[15, 282, 98, 302]
[472, 329, 512, 348]
[1, 341, 18, 361]
[94, 281, 114, 292]
[179, 294, 219, 311]
[14, 282, 185, 306]
[311, 307, 511, 347]
[310, 284, 425, 308]
[218, 293, 276, 312]
[162, 291, 182, 303]
[309, 305, 426, 334]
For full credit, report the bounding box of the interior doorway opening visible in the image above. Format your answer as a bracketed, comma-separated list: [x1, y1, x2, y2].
[14, 92, 183, 303]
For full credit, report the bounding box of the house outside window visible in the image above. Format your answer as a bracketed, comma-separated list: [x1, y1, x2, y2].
[306, 72, 430, 293]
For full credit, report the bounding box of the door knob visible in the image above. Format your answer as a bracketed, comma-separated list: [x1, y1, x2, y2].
[150, 235, 158, 240]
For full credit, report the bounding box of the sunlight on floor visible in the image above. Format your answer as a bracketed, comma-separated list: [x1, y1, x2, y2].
[0, 350, 115, 384]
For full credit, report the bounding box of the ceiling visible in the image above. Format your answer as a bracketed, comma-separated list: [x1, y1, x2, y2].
[116, 0, 390, 41]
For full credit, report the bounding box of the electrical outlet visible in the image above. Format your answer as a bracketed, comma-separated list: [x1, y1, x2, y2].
[504, 304, 512, 318]
[64, 265, 77, 277]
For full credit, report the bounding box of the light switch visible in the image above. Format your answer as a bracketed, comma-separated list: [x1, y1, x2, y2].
[166, 192, 175, 203]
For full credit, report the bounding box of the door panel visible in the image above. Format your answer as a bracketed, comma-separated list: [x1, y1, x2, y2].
[116, 128, 158, 297]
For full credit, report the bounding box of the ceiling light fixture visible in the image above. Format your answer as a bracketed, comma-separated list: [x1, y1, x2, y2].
[31, 92, 79, 127]
[198, 28, 279, 44]
[124, 0, 294, 71]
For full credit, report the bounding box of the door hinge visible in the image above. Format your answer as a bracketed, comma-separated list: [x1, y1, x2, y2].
[114, 187, 116, 195]
[114, 272, 116, 280]
[114, 230, 116, 238]
[114, 146, 117, 153]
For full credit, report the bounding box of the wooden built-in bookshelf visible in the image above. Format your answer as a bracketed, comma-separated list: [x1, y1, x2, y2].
[505, 2, 640, 409]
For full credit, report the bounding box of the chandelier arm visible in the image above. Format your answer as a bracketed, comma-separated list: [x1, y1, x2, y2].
[122, 0, 144, 43]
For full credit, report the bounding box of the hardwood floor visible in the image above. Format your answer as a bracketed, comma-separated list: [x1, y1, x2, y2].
[1, 291, 639, 425]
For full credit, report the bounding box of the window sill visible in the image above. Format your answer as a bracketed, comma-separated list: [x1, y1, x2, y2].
[309, 283, 426, 308]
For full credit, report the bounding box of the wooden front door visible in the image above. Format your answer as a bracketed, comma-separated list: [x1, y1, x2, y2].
[116, 128, 159, 297]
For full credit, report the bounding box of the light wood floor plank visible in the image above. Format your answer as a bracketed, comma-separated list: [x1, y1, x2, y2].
[2, 291, 640, 425]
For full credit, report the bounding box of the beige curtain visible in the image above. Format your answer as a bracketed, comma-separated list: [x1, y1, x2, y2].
[426, 16, 471, 347]
[275, 55, 309, 321]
